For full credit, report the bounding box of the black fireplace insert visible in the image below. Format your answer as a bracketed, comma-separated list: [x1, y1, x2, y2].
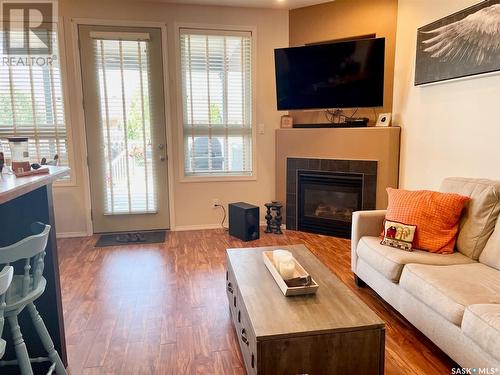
[297, 171, 363, 238]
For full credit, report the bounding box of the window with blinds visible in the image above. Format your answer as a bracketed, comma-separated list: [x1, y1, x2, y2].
[180, 29, 253, 177]
[0, 27, 68, 169]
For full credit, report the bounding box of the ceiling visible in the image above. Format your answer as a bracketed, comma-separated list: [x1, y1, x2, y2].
[147, 0, 333, 10]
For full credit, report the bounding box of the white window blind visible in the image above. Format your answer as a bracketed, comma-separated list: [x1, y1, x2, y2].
[92, 34, 157, 215]
[180, 29, 253, 176]
[0, 27, 68, 168]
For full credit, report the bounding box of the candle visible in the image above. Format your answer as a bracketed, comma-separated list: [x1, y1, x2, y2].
[272, 249, 291, 267]
[279, 258, 295, 280]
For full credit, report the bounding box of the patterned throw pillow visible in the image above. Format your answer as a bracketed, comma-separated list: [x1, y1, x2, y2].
[381, 220, 417, 251]
[385, 188, 469, 254]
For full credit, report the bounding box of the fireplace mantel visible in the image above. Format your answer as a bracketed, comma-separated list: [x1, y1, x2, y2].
[276, 127, 400, 219]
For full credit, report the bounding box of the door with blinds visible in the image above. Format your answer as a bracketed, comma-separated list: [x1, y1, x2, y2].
[78, 25, 169, 233]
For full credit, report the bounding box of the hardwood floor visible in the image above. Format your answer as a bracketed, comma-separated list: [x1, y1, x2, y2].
[57, 229, 457, 375]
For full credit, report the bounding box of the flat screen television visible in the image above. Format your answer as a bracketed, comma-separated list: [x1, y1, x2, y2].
[274, 38, 385, 110]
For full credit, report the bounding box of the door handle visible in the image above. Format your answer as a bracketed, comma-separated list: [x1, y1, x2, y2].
[159, 144, 166, 161]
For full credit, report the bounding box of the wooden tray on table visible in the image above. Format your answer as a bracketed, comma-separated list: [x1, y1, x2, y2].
[262, 250, 319, 296]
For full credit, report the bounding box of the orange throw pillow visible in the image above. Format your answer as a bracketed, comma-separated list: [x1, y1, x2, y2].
[385, 188, 469, 254]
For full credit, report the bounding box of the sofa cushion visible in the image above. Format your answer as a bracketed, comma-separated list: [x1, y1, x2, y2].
[462, 304, 500, 361]
[479, 214, 500, 271]
[356, 236, 474, 283]
[440, 177, 500, 260]
[462, 304, 500, 362]
[400, 263, 500, 325]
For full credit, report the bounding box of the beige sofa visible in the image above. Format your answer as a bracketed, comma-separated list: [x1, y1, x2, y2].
[351, 177, 500, 369]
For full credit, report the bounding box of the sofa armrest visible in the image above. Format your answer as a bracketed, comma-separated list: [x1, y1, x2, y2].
[351, 210, 387, 273]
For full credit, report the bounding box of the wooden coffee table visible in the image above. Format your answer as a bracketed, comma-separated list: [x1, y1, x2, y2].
[226, 244, 385, 375]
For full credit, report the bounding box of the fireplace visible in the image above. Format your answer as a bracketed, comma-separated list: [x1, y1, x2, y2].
[286, 158, 377, 238]
[298, 171, 362, 238]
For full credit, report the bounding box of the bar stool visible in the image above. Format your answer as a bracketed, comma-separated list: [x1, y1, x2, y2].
[0, 222, 67, 375]
[0, 266, 14, 359]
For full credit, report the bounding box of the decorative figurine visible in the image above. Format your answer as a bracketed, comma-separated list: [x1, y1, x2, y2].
[273, 202, 283, 234]
[41, 154, 59, 166]
[265, 202, 274, 233]
[264, 201, 283, 235]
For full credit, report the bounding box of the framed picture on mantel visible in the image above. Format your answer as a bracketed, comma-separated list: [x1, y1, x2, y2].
[415, 0, 500, 86]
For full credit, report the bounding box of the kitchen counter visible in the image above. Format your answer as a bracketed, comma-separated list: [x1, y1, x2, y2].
[0, 166, 69, 374]
[0, 166, 70, 204]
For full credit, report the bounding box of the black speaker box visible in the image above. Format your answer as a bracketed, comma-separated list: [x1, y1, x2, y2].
[228, 202, 260, 241]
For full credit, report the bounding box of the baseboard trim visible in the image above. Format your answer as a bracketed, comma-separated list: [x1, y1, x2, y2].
[57, 222, 283, 235]
[173, 221, 279, 232]
[173, 224, 223, 231]
[56, 231, 90, 239]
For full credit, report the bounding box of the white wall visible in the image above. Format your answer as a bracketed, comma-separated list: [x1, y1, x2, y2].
[393, 0, 500, 190]
[54, 0, 289, 235]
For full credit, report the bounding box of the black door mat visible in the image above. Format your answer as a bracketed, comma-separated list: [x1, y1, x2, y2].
[95, 231, 166, 247]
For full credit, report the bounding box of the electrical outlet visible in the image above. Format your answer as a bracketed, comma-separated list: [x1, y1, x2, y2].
[212, 199, 221, 208]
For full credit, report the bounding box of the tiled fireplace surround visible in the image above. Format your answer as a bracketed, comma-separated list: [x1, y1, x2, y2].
[286, 157, 378, 231]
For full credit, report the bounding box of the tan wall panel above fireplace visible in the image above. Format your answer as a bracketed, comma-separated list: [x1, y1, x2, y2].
[276, 127, 401, 217]
[288, 0, 398, 125]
